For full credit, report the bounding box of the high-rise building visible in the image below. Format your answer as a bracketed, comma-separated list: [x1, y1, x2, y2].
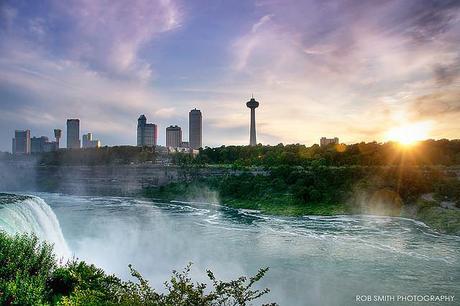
[30, 133, 60, 153]
[82, 133, 91, 148]
[189, 109, 202, 149]
[82, 133, 101, 148]
[166, 125, 182, 148]
[67, 119, 80, 149]
[31, 136, 49, 153]
[54, 129, 62, 149]
[320, 137, 339, 147]
[137, 115, 157, 147]
[13, 130, 31, 155]
[246, 96, 259, 146]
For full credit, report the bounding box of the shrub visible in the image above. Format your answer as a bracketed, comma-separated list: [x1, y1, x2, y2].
[0, 232, 276, 305]
[0, 232, 55, 305]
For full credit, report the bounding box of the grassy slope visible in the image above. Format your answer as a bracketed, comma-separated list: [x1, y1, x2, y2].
[417, 207, 460, 234]
[221, 196, 349, 216]
[143, 182, 460, 235]
[143, 182, 350, 217]
[402, 200, 460, 235]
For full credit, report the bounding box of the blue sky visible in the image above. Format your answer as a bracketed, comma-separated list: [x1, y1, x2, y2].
[1, 0, 459, 151]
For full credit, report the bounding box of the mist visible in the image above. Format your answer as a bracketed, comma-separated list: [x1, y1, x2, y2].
[31, 192, 459, 306]
[1, 158, 460, 305]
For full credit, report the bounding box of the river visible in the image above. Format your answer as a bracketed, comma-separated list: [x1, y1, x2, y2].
[1, 192, 459, 305]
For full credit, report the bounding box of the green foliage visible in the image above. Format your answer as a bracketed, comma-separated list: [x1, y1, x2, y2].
[144, 163, 450, 219]
[48, 260, 121, 304]
[434, 178, 460, 204]
[188, 166, 367, 206]
[0, 232, 276, 306]
[0, 232, 56, 305]
[195, 140, 460, 167]
[403, 204, 460, 235]
[3, 139, 459, 167]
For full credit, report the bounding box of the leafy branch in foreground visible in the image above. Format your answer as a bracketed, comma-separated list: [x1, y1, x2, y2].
[0, 232, 277, 305]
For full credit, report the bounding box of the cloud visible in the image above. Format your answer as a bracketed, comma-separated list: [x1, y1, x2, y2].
[0, 40, 168, 147]
[1, 0, 460, 151]
[433, 61, 460, 85]
[155, 107, 176, 118]
[409, 90, 460, 120]
[225, 0, 460, 144]
[0, 0, 187, 150]
[55, 0, 182, 80]
[1, 0, 183, 81]
[251, 14, 273, 33]
[0, 4, 17, 29]
[400, 0, 460, 43]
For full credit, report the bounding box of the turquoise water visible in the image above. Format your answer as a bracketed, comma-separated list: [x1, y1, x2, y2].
[1, 192, 459, 305]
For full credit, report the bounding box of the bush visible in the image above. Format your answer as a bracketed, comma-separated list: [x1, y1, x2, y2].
[0, 232, 55, 305]
[0, 232, 276, 305]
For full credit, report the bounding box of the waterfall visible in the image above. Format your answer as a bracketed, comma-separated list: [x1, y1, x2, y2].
[0, 194, 71, 258]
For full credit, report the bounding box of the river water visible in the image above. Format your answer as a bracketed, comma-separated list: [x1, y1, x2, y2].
[1, 192, 459, 305]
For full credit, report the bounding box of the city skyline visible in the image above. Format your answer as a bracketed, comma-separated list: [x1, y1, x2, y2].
[8, 106, 204, 153]
[1, 0, 460, 152]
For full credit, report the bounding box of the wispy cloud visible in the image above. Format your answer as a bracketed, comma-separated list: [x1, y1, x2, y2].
[1, 0, 182, 80]
[51, 0, 182, 80]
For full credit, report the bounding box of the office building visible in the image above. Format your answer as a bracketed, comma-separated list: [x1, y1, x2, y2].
[189, 109, 202, 149]
[31, 136, 49, 153]
[67, 119, 80, 149]
[137, 115, 158, 147]
[246, 96, 259, 146]
[166, 125, 182, 148]
[181, 141, 189, 148]
[12, 130, 31, 155]
[82, 133, 101, 148]
[320, 137, 339, 147]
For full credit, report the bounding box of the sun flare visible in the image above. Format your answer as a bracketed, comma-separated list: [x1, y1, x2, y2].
[385, 121, 432, 146]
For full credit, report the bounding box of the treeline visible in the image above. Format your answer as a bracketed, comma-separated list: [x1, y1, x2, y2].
[0, 231, 275, 305]
[2, 139, 460, 167]
[195, 139, 460, 166]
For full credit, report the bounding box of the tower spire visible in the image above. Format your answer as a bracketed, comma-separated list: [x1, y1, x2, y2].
[246, 96, 260, 146]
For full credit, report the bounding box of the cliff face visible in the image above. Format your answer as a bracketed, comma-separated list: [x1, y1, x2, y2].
[0, 162, 182, 195]
[0, 162, 250, 196]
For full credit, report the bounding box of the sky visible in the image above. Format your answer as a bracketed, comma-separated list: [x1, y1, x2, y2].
[0, 0, 459, 151]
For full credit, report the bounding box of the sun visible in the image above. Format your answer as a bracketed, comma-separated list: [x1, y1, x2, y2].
[385, 121, 432, 146]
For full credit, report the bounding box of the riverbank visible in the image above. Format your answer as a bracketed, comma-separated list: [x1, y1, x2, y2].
[401, 199, 460, 235]
[142, 180, 350, 216]
[143, 181, 460, 235]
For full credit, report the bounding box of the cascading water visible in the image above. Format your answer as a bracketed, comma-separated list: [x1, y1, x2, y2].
[0, 193, 70, 258]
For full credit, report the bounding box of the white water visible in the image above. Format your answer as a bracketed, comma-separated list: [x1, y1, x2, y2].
[1, 192, 459, 305]
[0, 195, 71, 258]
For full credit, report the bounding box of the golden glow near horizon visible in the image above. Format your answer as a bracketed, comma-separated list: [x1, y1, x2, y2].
[385, 121, 432, 146]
